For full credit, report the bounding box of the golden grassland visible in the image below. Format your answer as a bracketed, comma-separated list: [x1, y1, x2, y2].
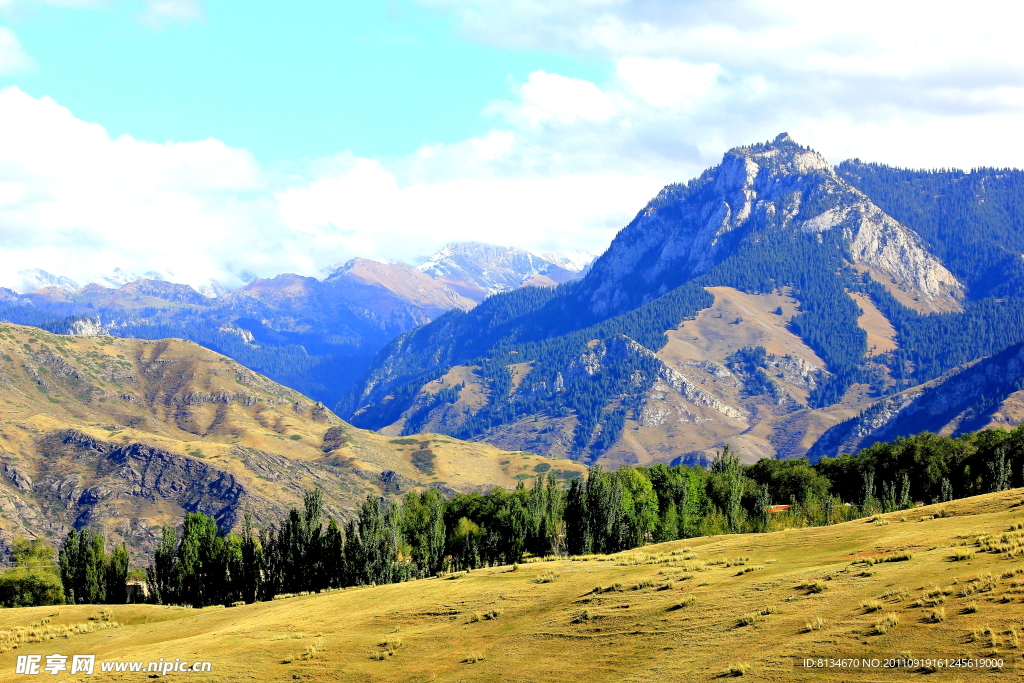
[6, 490, 1024, 681]
[0, 322, 581, 491]
[0, 322, 584, 546]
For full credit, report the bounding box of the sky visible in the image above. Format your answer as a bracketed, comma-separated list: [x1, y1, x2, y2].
[0, 0, 1023, 292]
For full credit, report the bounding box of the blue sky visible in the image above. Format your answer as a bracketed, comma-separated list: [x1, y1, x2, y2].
[0, 0, 605, 162]
[0, 0, 1022, 292]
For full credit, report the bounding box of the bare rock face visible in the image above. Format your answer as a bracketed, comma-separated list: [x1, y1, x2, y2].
[584, 133, 962, 316]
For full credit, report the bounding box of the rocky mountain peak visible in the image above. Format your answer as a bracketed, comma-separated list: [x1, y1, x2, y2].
[584, 135, 963, 316]
[715, 134, 834, 195]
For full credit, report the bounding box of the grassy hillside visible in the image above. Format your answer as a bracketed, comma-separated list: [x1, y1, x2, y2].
[0, 323, 584, 557]
[5, 489, 1024, 681]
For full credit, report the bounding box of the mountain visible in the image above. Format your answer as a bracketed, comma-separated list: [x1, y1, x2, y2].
[418, 241, 593, 299]
[0, 322, 584, 559]
[347, 134, 1024, 466]
[16, 269, 79, 292]
[807, 341, 1024, 461]
[0, 244, 589, 412]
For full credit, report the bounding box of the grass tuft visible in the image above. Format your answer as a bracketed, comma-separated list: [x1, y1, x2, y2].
[804, 616, 824, 632]
[861, 600, 883, 613]
[720, 663, 751, 677]
[872, 613, 899, 635]
[669, 595, 696, 611]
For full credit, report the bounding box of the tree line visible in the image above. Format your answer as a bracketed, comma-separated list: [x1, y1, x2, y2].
[9, 423, 1024, 608]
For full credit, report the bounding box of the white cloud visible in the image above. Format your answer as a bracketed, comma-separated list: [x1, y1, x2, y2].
[0, 87, 273, 290]
[5, 0, 1024, 292]
[0, 26, 32, 73]
[0, 0, 203, 22]
[418, 0, 1024, 170]
[0, 87, 663, 292]
[140, 0, 202, 26]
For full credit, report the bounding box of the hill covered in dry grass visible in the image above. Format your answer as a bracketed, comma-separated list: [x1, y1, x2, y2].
[3, 489, 1024, 681]
[0, 323, 584, 558]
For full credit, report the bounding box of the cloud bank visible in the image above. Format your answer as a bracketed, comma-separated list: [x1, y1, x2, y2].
[1, 0, 1024, 292]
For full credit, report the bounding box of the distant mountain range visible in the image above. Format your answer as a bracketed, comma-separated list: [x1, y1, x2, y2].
[345, 134, 1024, 466]
[0, 242, 594, 410]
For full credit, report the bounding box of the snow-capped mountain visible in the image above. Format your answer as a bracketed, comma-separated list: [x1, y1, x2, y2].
[417, 241, 593, 298]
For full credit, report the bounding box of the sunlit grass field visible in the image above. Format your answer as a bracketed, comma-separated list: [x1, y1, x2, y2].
[5, 489, 1024, 681]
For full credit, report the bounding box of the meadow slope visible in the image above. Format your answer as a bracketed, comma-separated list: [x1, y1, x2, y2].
[4, 490, 1024, 681]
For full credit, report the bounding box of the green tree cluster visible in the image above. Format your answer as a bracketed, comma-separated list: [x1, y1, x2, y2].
[0, 538, 65, 607]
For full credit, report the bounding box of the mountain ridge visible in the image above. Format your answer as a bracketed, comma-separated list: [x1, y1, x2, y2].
[346, 134, 1024, 466]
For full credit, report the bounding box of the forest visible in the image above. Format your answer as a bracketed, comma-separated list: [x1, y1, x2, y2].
[8, 423, 1024, 608]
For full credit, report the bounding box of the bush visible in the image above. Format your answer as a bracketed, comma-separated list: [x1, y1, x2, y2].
[0, 569, 65, 608]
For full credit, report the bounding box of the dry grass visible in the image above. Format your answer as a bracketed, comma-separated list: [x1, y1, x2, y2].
[804, 616, 824, 632]
[720, 662, 751, 677]
[872, 613, 899, 635]
[0, 618, 122, 654]
[534, 571, 559, 584]
[4, 489, 1024, 681]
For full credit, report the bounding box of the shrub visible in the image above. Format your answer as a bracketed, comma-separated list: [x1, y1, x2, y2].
[738, 612, 760, 627]
[861, 600, 883, 613]
[881, 552, 913, 563]
[926, 608, 945, 623]
[805, 616, 824, 631]
[738, 607, 775, 627]
[964, 600, 979, 614]
[951, 549, 975, 561]
[462, 653, 486, 664]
